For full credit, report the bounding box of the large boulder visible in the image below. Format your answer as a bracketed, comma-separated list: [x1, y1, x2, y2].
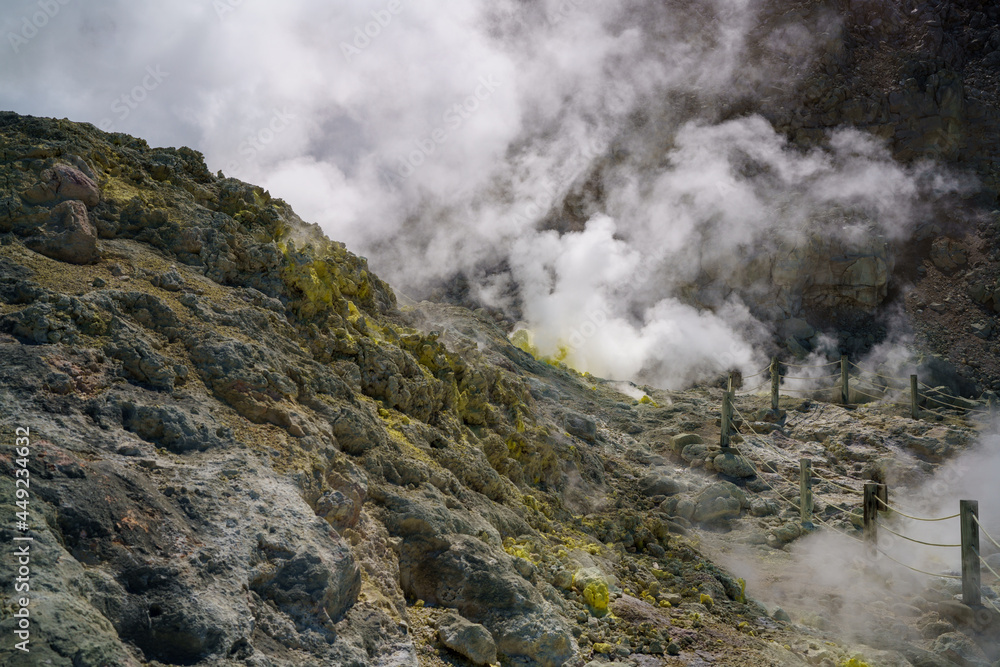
[693, 481, 749, 526]
[437, 612, 497, 666]
[713, 453, 756, 479]
[24, 199, 99, 264]
[639, 474, 683, 497]
[399, 534, 576, 666]
[21, 163, 101, 208]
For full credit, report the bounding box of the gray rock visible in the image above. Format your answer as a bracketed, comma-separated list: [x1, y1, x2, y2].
[25, 199, 99, 264]
[639, 474, 682, 497]
[151, 268, 185, 292]
[750, 499, 779, 517]
[693, 481, 748, 525]
[437, 612, 497, 665]
[713, 453, 756, 478]
[779, 317, 815, 341]
[931, 632, 989, 665]
[671, 432, 703, 454]
[122, 402, 230, 453]
[564, 411, 597, 442]
[681, 442, 710, 463]
[399, 534, 575, 667]
[21, 163, 101, 207]
[251, 544, 361, 627]
[929, 237, 966, 272]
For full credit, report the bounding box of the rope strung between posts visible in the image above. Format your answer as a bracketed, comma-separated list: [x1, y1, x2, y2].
[924, 395, 983, 412]
[735, 380, 771, 395]
[851, 386, 893, 402]
[781, 359, 842, 368]
[922, 407, 967, 420]
[730, 405, 862, 498]
[726, 433, 800, 514]
[732, 406, 862, 496]
[781, 373, 843, 381]
[876, 497, 960, 523]
[779, 385, 842, 395]
[917, 382, 985, 412]
[812, 512, 866, 544]
[848, 361, 913, 384]
[985, 596, 1000, 616]
[875, 547, 962, 580]
[741, 364, 772, 380]
[980, 553, 1000, 583]
[875, 521, 962, 548]
[729, 435, 864, 539]
[731, 408, 860, 514]
[973, 515, 1000, 552]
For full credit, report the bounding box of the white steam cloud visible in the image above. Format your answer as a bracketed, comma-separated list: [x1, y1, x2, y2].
[0, 0, 961, 388]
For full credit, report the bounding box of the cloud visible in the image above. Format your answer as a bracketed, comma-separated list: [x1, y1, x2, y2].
[0, 0, 964, 388]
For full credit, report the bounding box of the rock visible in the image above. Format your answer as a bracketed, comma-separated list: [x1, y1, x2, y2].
[121, 402, 230, 453]
[671, 432, 703, 454]
[24, 199, 99, 264]
[21, 162, 101, 207]
[773, 608, 791, 622]
[779, 318, 816, 341]
[151, 268, 185, 292]
[770, 522, 803, 546]
[437, 613, 497, 665]
[610, 595, 671, 627]
[750, 499, 779, 517]
[399, 534, 575, 666]
[564, 411, 597, 442]
[692, 481, 748, 526]
[251, 544, 361, 627]
[713, 452, 756, 478]
[971, 320, 994, 339]
[681, 442, 710, 463]
[932, 632, 989, 665]
[639, 474, 682, 497]
[929, 237, 967, 272]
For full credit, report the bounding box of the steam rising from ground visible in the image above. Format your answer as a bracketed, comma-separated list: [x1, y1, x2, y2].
[0, 0, 961, 387]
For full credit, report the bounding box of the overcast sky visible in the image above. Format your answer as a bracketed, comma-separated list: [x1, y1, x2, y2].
[0, 0, 957, 387]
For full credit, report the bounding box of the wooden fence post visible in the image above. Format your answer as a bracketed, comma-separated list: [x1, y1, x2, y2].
[910, 375, 919, 420]
[771, 357, 780, 410]
[720, 391, 734, 454]
[800, 459, 813, 526]
[864, 483, 879, 555]
[961, 500, 981, 607]
[841, 355, 850, 404]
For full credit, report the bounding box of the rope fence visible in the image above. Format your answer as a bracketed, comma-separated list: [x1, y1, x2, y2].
[727, 355, 991, 421]
[875, 497, 961, 523]
[876, 521, 962, 548]
[716, 389, 996, 608]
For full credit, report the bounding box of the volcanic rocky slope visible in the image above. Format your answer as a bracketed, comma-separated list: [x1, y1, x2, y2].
[0, 114, 998, 666]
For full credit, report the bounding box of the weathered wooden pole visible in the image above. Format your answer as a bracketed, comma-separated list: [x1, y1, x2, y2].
[771, 357, 780, 410]
[841, 355, 850, 404]
[863, 483, 879, 555]
[799, 459, 813, 526]
[961, 500, 981, 607]
[720, 391, 734, 454]
[910, 374, 919, 420]
[728, 372, 734, 392]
